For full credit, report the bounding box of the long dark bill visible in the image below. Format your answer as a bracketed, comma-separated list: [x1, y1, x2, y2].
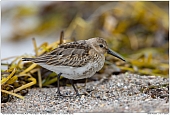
[107, 49, 126, 62]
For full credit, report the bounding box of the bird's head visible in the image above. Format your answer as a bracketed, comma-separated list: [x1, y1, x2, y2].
[87, 37, 125, 62]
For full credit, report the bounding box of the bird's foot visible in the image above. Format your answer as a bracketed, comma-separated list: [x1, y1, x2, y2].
[56, 90, 63, 96]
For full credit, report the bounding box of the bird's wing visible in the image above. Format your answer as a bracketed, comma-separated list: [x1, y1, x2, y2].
[31, 40, 92, 67]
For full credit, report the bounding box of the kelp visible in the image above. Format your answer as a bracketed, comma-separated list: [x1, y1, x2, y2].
[1, 31, 66, 102]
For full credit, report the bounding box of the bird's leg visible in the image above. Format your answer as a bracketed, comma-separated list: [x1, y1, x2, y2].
[56, 73, 62, 96]
[83, 78, 88, 87]
[69, 79, 80, 96]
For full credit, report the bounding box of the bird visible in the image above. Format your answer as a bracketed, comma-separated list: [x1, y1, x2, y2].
[22, 37, 125, 96]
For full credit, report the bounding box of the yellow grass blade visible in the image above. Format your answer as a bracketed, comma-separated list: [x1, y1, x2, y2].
[12, 74, 36, 93]
[19, 63, 37, 75]
[1, 89, 24, 99]
[1, 68, 15, 85]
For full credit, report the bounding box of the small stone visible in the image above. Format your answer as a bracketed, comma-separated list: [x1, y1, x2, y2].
[103, 95, 108, 100]
[75, 98, 79, 102]
[124, 86, 128, 89]
[117, 82, 121, 87]
[99, 104, 105, 107]
[80, 95, 85, 101]
[125, 106, 129, 109]
[1, 103, 7, 108]
[45, 108, 53, 113]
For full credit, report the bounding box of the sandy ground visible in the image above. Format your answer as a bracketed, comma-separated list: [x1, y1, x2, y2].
[1, 73, 169, 114]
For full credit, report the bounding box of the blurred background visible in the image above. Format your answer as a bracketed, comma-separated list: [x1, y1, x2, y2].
[1, 1, 169, 77]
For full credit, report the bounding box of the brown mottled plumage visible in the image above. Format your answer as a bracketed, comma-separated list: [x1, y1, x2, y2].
[22, 37, 125, 96]
[26, 39, 92, 67]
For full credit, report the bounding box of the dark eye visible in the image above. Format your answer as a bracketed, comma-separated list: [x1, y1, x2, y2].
[99, 44, 104, 48]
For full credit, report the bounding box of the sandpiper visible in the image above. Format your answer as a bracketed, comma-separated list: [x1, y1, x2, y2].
[22, 37, 125, 96]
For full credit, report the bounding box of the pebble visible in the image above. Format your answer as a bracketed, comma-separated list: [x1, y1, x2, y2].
[80, 95, 85, 101]
[1, 73, 169, 113]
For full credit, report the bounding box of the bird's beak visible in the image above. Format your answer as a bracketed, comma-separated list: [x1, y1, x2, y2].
[107, 49, 126, 62]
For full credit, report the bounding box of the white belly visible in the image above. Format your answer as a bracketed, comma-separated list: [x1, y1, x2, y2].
[38, 57, 105, 80]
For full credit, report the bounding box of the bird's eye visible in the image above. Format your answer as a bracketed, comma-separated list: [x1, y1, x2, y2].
[99, 44, 104, 48]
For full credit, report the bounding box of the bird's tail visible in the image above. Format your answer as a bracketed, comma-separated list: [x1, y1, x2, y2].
[22, 58, 35, 61]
